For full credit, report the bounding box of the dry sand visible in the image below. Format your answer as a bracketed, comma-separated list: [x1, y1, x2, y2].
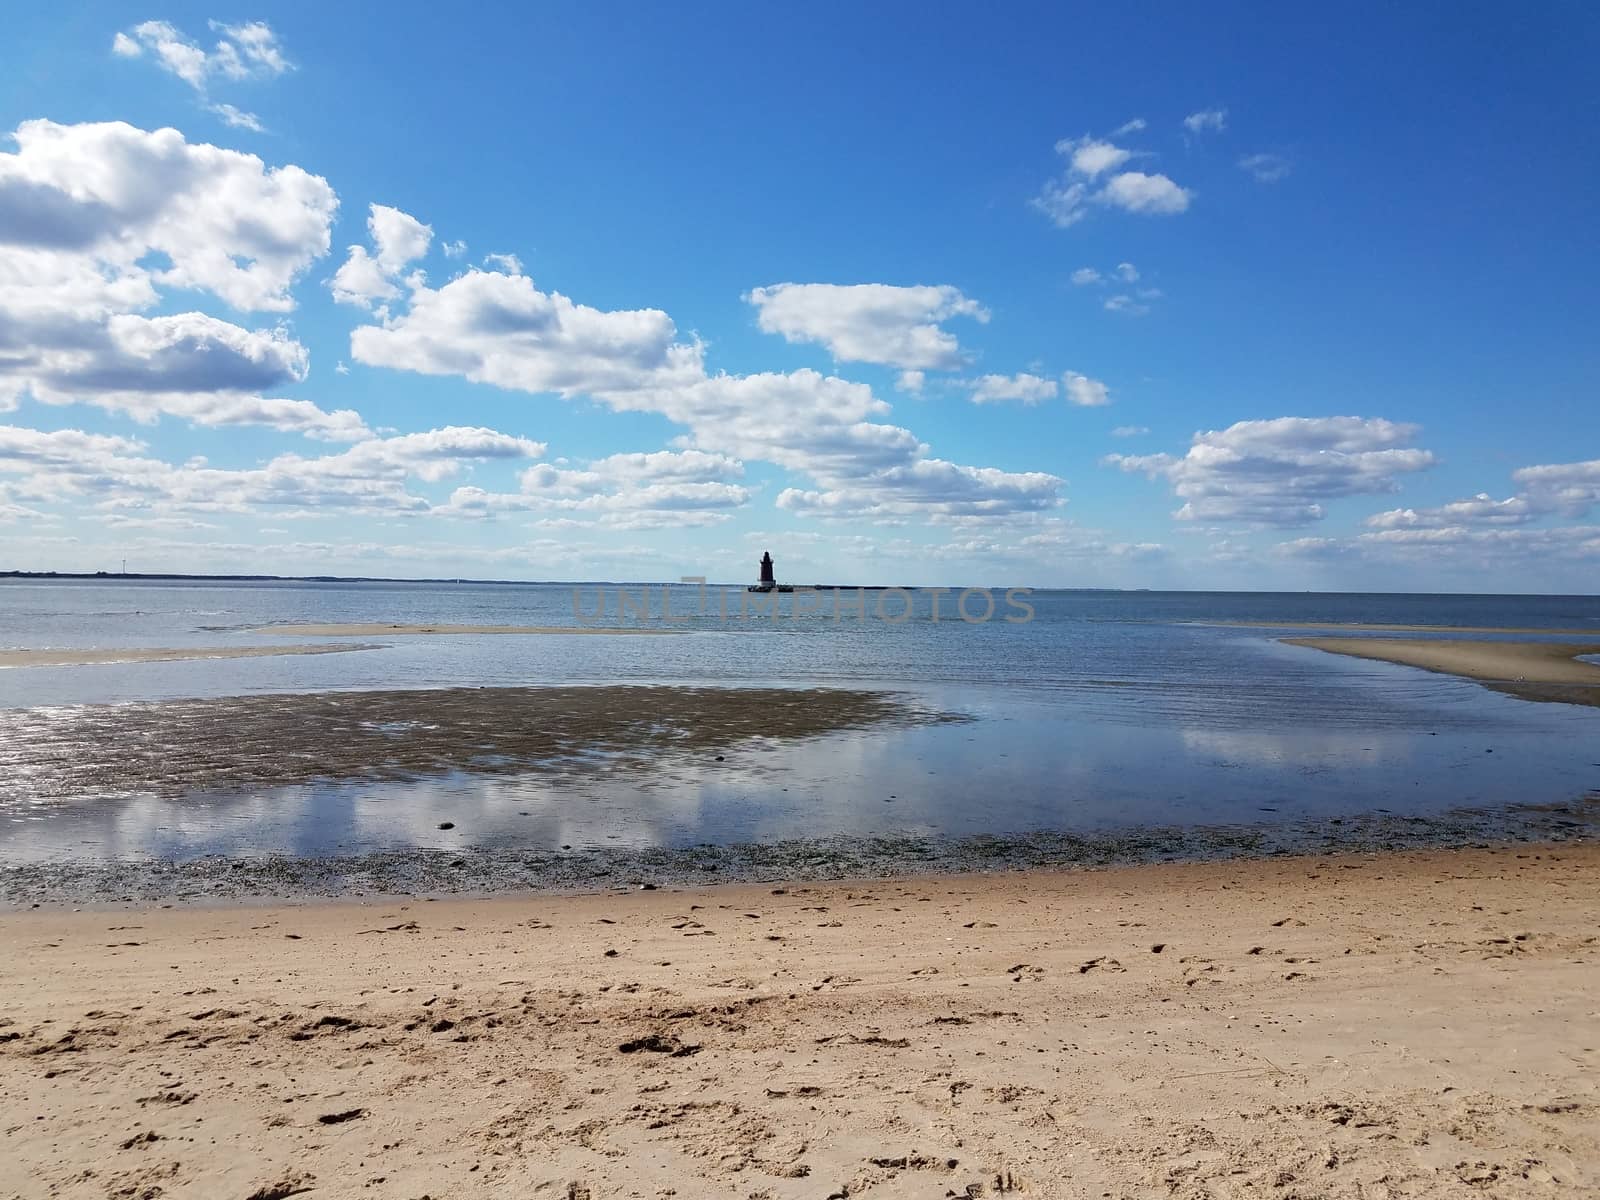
[3, 845, 1596, 1198]
[1286, 637, 1600, 708]
[0, 645, 376, 670]
[252, 623, 679, 637]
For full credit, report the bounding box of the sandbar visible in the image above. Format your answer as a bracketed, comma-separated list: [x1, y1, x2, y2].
[1285, 636, 1600, 707]
[253, 622, 680, 636]
[1208, 620, 1600, 635]
[0, 644, 377, 670]
[2, 844, 1595, 1196]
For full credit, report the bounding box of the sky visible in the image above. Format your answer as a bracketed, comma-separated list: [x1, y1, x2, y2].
[1, 2, 1597, 590]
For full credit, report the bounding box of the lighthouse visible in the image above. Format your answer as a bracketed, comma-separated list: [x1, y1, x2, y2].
[747, 550, 792, 593]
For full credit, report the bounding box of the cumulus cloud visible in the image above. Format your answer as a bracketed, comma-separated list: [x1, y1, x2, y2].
[1239, 153, 1292, 183]
[0, 120, 356, 437]
[341, 226, 1061, 526]
[0, 422, 543, 517]
[1034, 136, 1192, 228]
[1, 120, 335, 311]
[745, 282, 988, 370]
[1511, 458, 1600, 516]
[330, 204, 434, 308]
[1365, 494, 1540, 529]
[351, 268, 704, 395]
[1183, 109, 1228, 135]
[1061, 137, 1132, 178]
[1096, 172, 1191, 215]
[1361, 458, 1600, 535]
[439, 448, 749, 526]
[1070, 268, 1102, 286]
[483, 252, 524, 274]
[1106, 416, 1436, 526]
[968, 373, 1057, 405]
[1062, 371, 1111, 407]
[895, 370, 925, 395]
[776, 458, 1061, 523]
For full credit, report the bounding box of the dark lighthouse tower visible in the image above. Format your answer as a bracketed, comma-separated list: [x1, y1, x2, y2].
[758, 551, 776, 587]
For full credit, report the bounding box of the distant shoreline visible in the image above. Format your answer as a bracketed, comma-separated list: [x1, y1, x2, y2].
[2, 572, 1596, 598]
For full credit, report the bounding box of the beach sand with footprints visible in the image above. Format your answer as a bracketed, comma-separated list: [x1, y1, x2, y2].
[3, 844, 1596, 1198]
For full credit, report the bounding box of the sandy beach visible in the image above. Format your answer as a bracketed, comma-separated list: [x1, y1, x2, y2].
[2, 845, 1595, 1199]
[1211, 621, 1600, 635]
[1286, 637, 1600, 707]
[253, 623, 680, 637]
[0, 645, 376, 670]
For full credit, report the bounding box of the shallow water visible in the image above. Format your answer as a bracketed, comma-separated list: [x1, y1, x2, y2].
[1, 579, 1597, 870]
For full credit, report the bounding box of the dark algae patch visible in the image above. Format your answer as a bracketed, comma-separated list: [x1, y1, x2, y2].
[0, 684, 957, 801]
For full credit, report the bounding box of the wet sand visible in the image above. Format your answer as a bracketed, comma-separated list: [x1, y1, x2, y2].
[0, 644, 376, 670]
[1287, 636, 1600, 707]
[253, 622, 680, 636]
[0, 685, 952, 803]
[1, 844, 1594, 1198]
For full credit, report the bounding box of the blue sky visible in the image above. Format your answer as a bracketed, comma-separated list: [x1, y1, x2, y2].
[2, 2, 1597, 589]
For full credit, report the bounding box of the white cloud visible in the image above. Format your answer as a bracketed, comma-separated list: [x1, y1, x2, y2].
[0, 423, 544, 518]
[1070, 268, 1102, 286]
[345, 240, 1062, 527]
[0, 120, 354, 438]
[1183, 109, 1228, 135]
[1111, 425, 1149, 438]
[1365, 494, 1540, 530]
[370, 205, 433, 274]
[1104, 294, 1150, 316]
[1106, 416, 1436, 526]
[208, 103, 264, 132]
[745, 282, 988, 370]
[439, 448, 749, 525]
[1239, 153, 1292, 183]
[442, 240, 468, 259]
[1097, 171, 1191, 215]
[1, 120, 335, 311]
[111, 20, 289, 132]
[969, 373, 1057, 405]
[1276, 524, 1600, 568]
[1111, 118, 1147, 136]
[776, 458, 1061, 523]
[1115, 262, 1139, 282]
[1360, 459, 1600, 535]
[330, 246, 397, 308]
[331, 204, 434, 308]
[1034, 137, 1191, 228]
[483, 251, 524, 274]
[112, 20, 291, 89]
[895, 369, 925, 395]
[1033, 179, 1093, 228]
[1062, 371, 1111, 407]
[351, 267, 703, 395]
[1058, 137, 1131, 178]
[1511, 458, 1600, 516]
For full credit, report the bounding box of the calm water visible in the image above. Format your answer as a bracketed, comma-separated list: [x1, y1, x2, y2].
[2, 579, 1598, 866]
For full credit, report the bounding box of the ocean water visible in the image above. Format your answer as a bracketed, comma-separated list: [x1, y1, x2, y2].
[1, 578, 1598, 867]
